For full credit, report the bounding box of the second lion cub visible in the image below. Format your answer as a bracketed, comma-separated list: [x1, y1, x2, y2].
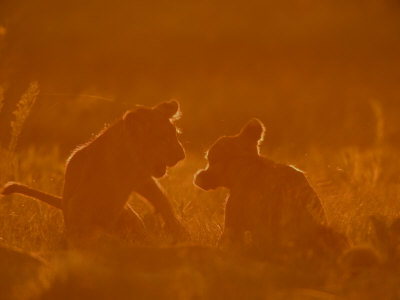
[195, 119, 346, 255]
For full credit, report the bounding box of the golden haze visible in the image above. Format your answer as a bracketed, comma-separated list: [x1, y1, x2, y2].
[1, 1, 400, 299]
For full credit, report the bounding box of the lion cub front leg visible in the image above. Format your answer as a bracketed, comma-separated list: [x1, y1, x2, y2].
[219, 195, 246, 249]
[113, 204, 146, 239]
[135, 178, 188, 240]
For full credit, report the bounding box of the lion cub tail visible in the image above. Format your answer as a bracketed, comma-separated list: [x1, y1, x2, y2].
[2, 181, 62, 209]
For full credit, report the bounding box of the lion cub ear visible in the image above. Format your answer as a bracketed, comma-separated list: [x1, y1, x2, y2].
[238, 118, 265, 144]
[154, 100, 180, 119]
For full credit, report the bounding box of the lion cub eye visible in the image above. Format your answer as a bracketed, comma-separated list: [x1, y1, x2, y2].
[164, 135, 172, 143]
[160, 132, 175, 145]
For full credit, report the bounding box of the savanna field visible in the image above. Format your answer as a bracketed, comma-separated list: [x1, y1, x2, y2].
[1, 1, 400, 299]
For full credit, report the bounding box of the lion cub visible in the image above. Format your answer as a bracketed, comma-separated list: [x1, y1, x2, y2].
[194, 119, 341, 254]
[3, 101, 187, 243]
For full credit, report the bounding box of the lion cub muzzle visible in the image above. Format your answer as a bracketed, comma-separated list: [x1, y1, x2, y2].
[194, 169, 219, 190]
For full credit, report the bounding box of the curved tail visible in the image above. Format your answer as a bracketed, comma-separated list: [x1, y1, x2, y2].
[2, 182, 62, 209]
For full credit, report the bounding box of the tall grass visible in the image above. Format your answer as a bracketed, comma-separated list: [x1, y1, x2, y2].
[1, 94, 400, 299]
[1, 82, 39, 183]
[9, 81, 40, 154]
[0, 82, 64, 254]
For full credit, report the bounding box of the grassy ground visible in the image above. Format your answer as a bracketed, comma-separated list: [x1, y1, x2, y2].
[1, 86, 400, 299]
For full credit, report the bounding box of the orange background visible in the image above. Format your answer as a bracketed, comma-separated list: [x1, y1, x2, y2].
[1, 0, 399, 153]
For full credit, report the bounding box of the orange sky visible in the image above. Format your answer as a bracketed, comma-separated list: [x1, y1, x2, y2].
[1, 0, 400, 151]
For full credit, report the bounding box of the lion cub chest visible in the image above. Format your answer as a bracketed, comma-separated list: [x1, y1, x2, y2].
[63, 144, 138, 208]
[228, 162, 321, 236]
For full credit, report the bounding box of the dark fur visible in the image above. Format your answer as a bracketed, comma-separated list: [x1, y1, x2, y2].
[194, 119, 347, 255]
[2, 101, 186, 242]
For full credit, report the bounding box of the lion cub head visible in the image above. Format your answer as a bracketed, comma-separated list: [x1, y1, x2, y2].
[123, 100, 185, 178]
[194, 119, 265, 190]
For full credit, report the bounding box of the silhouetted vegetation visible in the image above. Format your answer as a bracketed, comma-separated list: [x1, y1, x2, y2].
[1, 1, 400, 299]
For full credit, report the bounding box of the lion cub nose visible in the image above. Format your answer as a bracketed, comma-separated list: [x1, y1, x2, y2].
[167, 146, 185, 167]
[176, 147, 185, 162]
[194, 170, 209, 190]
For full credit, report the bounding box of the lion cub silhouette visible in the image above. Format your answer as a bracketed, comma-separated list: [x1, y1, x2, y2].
[2, 100, 187, 242]
[194, 119, 336, 253]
